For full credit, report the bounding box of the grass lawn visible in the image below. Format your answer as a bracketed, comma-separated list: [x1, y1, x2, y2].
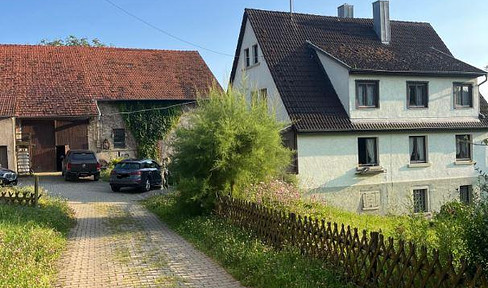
[144, 193, 353, 288]
[0, 187, 75, 288]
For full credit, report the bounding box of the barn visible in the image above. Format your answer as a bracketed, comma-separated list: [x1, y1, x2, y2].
[0, 45, 217, 173]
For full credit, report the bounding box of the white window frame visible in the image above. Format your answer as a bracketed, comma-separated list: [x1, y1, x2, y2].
[244, 48, 250, 67]
[252, 44, 259, 65]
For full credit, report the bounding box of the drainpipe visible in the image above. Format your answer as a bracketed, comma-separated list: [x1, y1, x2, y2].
[96, 101, 102, 150]
[479, 73, 488, 87]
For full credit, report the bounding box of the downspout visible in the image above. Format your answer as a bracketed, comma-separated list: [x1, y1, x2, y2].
[96, 101, 102, 150]
[479, 73, 488, 87]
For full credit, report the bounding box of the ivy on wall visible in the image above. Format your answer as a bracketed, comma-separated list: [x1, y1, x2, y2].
[118, 101, 184, 160]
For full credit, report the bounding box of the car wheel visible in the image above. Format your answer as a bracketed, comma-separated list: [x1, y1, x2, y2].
[64, 173, 70, 181]
[111, 185, 120, 192]
[141, 178, 151, 192]
[94, 174, 100, 181]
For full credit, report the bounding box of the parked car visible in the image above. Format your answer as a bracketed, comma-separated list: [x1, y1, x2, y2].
[0, 167, 17, 186]
[62, 150, 101, 181]
[109, 159, 163, 192]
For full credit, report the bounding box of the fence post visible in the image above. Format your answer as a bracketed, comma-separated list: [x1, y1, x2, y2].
[34, 174, 39, 207]
[368, 231, 379, 285]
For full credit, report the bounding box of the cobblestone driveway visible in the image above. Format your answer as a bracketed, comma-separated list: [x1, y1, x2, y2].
[20, 176, 243, 288]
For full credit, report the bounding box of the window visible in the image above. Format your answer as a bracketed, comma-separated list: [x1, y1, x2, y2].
[259, 88, 267, 100]
[456, 134, 472, 161]
[113, 129, 126, 149]
[356, 81, 379, 108]
[252, 44, 259, 64]
[358, 138, 378, 166]
[407, 82, 428, 108]
[251, 89, 267, 102]
[413, 188, 428, 213]
[459, 185, 473, 204]
[454, 83, 473, 108]
[409, 136, 427, 163]
[244, 48, 250, 67]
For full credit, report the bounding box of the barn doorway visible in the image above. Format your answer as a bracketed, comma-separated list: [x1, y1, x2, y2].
[0, 146, 7, 169]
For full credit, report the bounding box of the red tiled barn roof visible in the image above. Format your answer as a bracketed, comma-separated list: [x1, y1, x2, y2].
[0, 45, 218, 117]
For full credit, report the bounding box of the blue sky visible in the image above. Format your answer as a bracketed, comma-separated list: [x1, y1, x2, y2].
[1, 0, 487, 93]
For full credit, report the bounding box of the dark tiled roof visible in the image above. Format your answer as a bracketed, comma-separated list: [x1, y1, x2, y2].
[231, 9, 488, 132]
[0, 45, 217, 117]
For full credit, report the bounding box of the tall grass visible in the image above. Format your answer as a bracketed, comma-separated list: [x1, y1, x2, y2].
[144, 193, 352, 288]
[0, 187, 75, 288]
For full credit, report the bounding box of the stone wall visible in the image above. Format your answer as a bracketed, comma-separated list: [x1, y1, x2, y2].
[88, 102, 137, 163]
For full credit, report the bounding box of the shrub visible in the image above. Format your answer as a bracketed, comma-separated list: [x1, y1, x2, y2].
[432, 201, 471, 262]
[464, 201, 488, 272]
[170, 86, 292, 211]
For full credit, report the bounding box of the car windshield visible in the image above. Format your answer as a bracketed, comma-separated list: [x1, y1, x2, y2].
[115, 162, 141, 170]
[71, 153, 96, 161]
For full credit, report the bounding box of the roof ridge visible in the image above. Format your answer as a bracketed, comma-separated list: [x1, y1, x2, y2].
[245, 8, 430, 25]
[0, 43, 199, 53]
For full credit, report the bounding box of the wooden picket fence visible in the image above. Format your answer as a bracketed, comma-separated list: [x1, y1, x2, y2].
[216, 196, 488, 288]
[0, 176, 41, 207]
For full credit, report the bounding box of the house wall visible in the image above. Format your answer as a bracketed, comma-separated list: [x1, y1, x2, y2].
[315, 52, 350, 115]
[348, 75, 479, 121]
[89, 102, 138, 162]
[232, 19, 291, 123]
[297, 131, 488, 214]
[0, 117, 16, 171]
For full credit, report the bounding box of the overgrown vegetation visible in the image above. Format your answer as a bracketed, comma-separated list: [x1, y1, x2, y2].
[0, 187, 75, 287]
[144, 193, 352, 288]
[242, 179, 488, 271]
[39, 35, 107, 47]
[119, 101, 183, 159]
[170, 86, 292, 211]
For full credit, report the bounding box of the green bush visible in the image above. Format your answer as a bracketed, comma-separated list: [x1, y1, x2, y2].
[170, 86, 292, 211]
[0, 188, 75, 287]
[464, 201, 488, 272]
[144, 193, 352, 288]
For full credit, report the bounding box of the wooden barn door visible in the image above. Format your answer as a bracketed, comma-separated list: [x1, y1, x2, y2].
[22, 120, 56, 172]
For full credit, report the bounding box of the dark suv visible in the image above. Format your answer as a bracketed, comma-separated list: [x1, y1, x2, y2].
[62, 150, 101, 181]
[109, 159, 162, 192]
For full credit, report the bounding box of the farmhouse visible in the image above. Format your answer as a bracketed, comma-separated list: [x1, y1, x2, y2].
[0, 45, 217, 173]
[230, 1, 488, 213]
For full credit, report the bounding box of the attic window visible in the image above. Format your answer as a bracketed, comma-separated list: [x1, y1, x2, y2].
[356, 81, 379, 108]
[252, 44, 259, 64]
[244, 48, 250, 67]
[454, 83, 473, 108]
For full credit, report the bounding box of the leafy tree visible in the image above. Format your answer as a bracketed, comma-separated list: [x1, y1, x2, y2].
[39, 35, 107, 47]
[170, 85, 292, 211]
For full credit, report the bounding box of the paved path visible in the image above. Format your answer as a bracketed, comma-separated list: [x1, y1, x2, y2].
[20, 176, 243, 288]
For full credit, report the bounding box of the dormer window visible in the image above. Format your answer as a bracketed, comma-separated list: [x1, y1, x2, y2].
[356, 80, 379, 108]
[252, 44, 259, 64]
[244, 48, 250, 67]
[454, 83, 473, 108]
[407, 82, 428, 108]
